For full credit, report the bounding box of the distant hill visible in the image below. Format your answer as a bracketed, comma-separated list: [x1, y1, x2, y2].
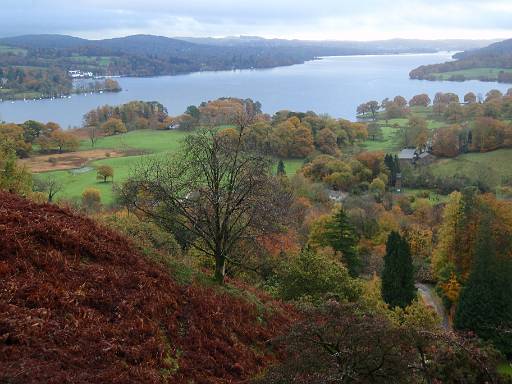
[0, 192, 294, 383]
[0, 34, 498, 78]
[93, 34, 201, 56]
[454, 38, 512, 60]
[409, 38, 512, 83]
[0, 34, 89, 49]
[178, 36, 495, 51]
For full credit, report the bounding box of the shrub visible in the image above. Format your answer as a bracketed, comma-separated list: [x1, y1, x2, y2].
[271, 248, 361, 304]
[82, 188, 101, 212]
[102, 213, 181, 257]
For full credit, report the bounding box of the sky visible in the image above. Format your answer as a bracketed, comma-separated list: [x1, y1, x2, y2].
[1, 0, 511, 41]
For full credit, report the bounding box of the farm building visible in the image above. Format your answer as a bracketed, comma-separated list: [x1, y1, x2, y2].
[398, 148, 435, 166]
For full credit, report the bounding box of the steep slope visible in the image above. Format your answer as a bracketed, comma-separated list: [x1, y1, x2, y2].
[0, 192, 293, 383]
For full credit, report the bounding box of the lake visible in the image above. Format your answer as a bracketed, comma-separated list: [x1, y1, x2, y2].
[0, 52, 510, 128]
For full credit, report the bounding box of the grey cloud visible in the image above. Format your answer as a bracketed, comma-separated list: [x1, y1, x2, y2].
[0, 0, 511, 39]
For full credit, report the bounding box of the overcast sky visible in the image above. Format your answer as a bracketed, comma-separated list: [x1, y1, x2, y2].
[1, 0, 512, 41]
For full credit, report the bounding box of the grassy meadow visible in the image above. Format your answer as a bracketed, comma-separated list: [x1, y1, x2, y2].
[429, 148, 512, 187]
[39, 129, 305, 205]
[430, 67, 512, 81]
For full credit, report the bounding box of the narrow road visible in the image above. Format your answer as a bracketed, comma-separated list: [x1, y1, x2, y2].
[416, 283, 450, 330]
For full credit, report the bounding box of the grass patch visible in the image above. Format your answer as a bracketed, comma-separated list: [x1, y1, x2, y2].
[361, 124, 399, 153]
[429, 149, 512, 189]
[498, 363, 512, 377]
[431, 67, 512, 81]
[79, 129, 190, 153]
[68, 55, 114, 66]
[43, 129, 304, 205]
[401, 188, 449, 205]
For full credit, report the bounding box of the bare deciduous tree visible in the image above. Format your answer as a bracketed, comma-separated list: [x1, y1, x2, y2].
[118, 128, 291, 283]
[34, 175, 63, 202]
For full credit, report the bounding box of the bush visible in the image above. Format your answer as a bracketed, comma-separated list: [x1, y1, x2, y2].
[82, 188, 101, 212]
[101, 213, 181, 257]
[270, 248, 361, 304]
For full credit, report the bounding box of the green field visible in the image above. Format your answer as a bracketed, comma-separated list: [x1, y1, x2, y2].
[430, 148, 512, 189]
[69, 55, 114, 67]
[41, 130, 305, 205]
[431, 67, 512, 81]
[402, 188, 450, 205]
[360, 113, 445, 153]
[361, 125, 400, 152]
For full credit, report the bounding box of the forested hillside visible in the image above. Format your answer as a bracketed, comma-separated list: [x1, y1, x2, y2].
[410, 38, 512, 82]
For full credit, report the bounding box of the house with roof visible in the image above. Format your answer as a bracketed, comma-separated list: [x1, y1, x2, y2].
[398, 148, 435, 167]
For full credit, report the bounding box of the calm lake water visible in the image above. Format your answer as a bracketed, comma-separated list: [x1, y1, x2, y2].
[0, 52, 510, 128]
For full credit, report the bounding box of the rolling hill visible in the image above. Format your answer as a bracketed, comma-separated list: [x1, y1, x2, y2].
[0, 34, 498, 78]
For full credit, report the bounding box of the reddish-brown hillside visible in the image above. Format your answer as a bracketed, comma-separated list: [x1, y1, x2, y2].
[0, 192, 294, 384]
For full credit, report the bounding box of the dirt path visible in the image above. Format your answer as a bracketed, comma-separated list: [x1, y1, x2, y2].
[416, 283, 450, 330]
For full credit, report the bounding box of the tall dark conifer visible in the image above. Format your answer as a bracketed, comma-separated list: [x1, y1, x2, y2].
[276, 159, 286, 177]
[381, 231, 416, 308]
[322, 209, 360, 277]
[454, 218, 512, 356]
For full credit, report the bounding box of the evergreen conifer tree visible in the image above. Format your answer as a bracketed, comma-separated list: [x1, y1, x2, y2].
[381, 231, 416, 308]
[276, 159, 286, 177]
[321, 209, 360, 277]
[454, 218, 512, 355]
[384, 153, 401, 187]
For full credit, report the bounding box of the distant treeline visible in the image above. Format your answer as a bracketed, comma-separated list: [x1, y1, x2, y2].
[0, 66, 121, 100]
[0, 34, 479, 79]
[0, 66, 71, 99]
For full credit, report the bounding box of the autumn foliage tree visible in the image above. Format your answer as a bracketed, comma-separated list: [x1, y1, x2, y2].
[409, 93, 431, 107]
[101, 118, 127, 136]
[432, 125, 464, 157]
[272, 117, 314, 158]
[400, 116, 429, 149]
[82, 188, 101, 212]
[96, 165, 114, 183]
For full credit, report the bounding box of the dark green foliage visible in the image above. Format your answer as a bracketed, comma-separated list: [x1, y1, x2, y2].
[276, 159, 286, 176]
[321, 209, 361, 277]
[384, 153, 399, 187]
[186, 105, 200, 119]
[21, 120, 45, 143]
[454, 220, 512, 356]
[384, 153, 401, 188]
[382, 231, 416, 308]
